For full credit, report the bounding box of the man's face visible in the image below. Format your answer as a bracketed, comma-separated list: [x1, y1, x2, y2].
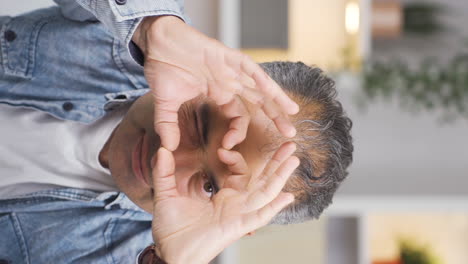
[102, 93, 276, 212]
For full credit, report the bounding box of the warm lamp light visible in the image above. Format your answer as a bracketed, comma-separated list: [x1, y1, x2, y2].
[345, 2, 360, 34]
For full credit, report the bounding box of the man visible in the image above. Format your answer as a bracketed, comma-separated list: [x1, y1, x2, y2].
[0, 1, 353, 263]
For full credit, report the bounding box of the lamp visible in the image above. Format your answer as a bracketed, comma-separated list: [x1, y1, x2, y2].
[346, 2, 360, 35]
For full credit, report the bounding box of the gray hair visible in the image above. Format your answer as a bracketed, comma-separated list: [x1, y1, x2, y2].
[259, 61, 354, 225]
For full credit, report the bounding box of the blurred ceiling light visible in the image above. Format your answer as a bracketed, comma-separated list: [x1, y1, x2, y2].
[345, 2, 360, 35]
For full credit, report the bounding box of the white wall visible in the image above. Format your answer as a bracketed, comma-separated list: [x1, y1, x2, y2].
[334, 73, 468, 197]
[236, 218, 326, 264]
[184, 0, 218, 38]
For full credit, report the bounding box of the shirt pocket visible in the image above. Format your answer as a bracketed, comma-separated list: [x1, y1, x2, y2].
[0, 9, 54, 79]
[0, 214, 29, 264]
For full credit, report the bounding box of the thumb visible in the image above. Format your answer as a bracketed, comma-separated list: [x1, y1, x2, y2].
[154, 102, 181, 151]
[152, 147, 178, 200]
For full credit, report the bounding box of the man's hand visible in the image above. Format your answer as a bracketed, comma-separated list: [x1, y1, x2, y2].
[151, 142, 298, 264]
[132, 16, 299, 151]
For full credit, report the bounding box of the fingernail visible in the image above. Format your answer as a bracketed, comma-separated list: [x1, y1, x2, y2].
[284, 193, 295, 204]
[218, 148, 233, 162]
[223, 141, 234, 150]
[283, 127, 296, 138]
[292, 156, 300, 167]
[291, 103, 300, 114]
[217, 148, 228, 156]
[288, 142, 297, 152]
[289, 127, 297, 137]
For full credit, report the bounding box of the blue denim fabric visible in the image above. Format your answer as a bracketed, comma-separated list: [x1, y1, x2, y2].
[0, 7, 149, 123]
[0, 189, 152, 263]
[71, 0, 187, 45]
[0, 5, 169, 263]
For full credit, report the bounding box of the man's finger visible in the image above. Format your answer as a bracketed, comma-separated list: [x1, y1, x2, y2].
[217, 148, 249, 175]
[261, 142, 297, 177]
[154, 103, 181, 151]
[224, 49, 296, 113]
[239, 55, 299, 115]
[257, 156, 300, 199]
[220, 96, 250, 150]
[208, 78, 260, 107]
[261, 99, 297, 138]
[221, 81, 294, 141]
[242, 192, 294, 231]
[207, 79, 236, 106]
[246, 155, 299, 210]
[222, 116, 249, 150]
[238, 72, 256, 90]
[152, 147, 179, 200]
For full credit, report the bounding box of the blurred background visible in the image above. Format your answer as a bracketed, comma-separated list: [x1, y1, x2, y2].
[3, 0, 468, 263]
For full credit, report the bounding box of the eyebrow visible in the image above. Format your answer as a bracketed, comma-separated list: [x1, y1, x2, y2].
[200, 103, 221, 193]
[200, 103, 210, 146]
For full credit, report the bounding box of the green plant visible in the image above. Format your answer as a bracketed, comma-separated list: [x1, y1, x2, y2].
[360, 50, 468, 121]
[399, 239, 440, 264]
[403, 3, 446, 35]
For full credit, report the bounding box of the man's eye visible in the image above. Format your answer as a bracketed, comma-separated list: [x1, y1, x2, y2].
[203, 181, 214, 196]
[200, 171, 218, 199]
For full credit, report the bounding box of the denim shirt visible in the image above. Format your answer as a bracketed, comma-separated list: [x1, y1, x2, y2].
[0, 1, 185, 262]
[0, 189, 153, 264]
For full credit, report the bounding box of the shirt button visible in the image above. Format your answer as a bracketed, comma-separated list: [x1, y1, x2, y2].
[115, 94, 128, 100]
[62, 102, 74, 111]
[115, 0, 127, 5]
[4, 30, 17, 42]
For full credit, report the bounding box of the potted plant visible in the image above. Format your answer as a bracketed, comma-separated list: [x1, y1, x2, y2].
[403, 2, 446, 35]
[372, 239, 441, 264]
[398, 239, 441, 264]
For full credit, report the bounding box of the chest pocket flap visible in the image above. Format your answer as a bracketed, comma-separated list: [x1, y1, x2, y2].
[0, 9, 56, 79]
